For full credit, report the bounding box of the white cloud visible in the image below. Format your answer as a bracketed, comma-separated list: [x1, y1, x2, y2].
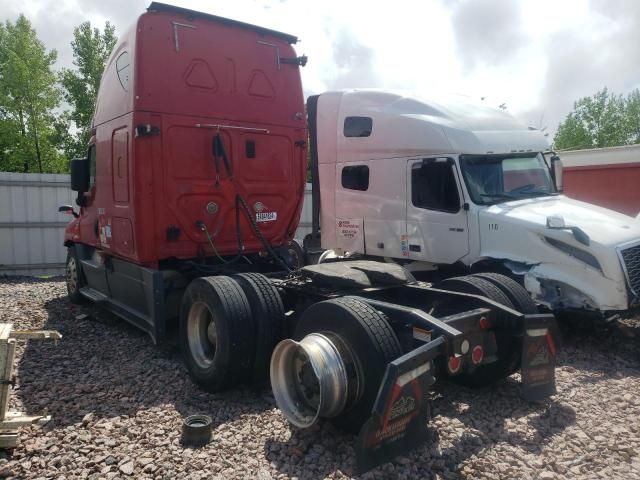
[3, 0, 639, 134]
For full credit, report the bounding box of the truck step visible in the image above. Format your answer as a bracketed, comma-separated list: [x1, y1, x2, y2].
[79, 287, 109, 303]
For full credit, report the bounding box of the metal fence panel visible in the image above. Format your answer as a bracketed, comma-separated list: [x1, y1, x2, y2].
[0, 173, 75, 276]
[0, 173, 314, 277]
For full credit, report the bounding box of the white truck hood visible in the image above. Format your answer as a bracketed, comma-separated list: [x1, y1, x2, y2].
[476, 195, 639, 311]
[481, 195, 640, 248]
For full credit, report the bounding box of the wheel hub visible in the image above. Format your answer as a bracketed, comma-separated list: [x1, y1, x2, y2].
[67, 256, 77, 293]
[270, 333, 357, 428]
[187, 302, 217, 369]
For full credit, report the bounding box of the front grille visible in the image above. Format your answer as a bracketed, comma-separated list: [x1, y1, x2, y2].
[620, 243, 640, 298]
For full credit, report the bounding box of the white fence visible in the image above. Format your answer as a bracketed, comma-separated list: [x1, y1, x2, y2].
[0, 173, 313, 277]
[0, 173, 76, 276]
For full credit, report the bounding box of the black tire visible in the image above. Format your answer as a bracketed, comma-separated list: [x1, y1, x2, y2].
[471, 272, 538, 314]
[233, 273, 285, 382]
[439, 276, 514, 311]
[179, 276, 255, 392]
[65, 246, 86, 304]
[437, 276, 520, 387]
[294, 296, 402, 433]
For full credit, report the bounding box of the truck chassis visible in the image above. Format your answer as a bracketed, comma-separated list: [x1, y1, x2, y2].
[66, 250, 556, 472]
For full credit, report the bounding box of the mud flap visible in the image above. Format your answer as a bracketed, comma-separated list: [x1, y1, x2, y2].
[355, 337, 444, 473]
[521, 314, 557, 401]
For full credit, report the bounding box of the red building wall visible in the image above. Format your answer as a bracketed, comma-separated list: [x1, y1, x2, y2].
[560, 146, 640, 218]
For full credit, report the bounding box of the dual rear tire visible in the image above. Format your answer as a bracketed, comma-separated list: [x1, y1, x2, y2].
[180, 278, 403, 434]
[179, 273, 284, 392]
[180, 271, 534, 425]
[437, 273, 537, 387]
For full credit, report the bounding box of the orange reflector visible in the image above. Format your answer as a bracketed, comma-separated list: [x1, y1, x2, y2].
[546, 332, 556, 356]
[471, 345, 484, 365]
[479, 316, 490, 329]
[447, 356, 462, 374]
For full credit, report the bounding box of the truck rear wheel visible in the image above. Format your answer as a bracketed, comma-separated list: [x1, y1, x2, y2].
[437, 276, 520, 387]
[179, 276, 255, 392]
[438, 276, 514, 311]
[233, 273, 285, 382]
[65, 246, 86, 304]
[272, 297, 402, 434]
[471, 272, 538, 314]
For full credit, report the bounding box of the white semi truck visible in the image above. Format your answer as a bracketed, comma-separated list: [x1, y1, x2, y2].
[304, 90, 640, 322]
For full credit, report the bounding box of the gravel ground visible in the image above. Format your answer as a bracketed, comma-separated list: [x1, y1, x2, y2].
[0, 277, 639, 480]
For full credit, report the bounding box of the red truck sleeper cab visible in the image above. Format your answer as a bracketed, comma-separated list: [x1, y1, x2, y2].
[65, 2, 307, 269]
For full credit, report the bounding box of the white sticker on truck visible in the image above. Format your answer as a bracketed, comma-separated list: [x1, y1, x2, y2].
[256, 212, 277, 222]
[336, 218, 364, 252]
[412, 327, 432, 343]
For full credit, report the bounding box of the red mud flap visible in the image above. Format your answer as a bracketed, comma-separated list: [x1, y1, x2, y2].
[355, 337, 444, 473]
[521, 314, 558, 401]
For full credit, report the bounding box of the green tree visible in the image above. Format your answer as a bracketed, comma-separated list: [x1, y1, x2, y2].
[0, 106, 22, 171]
[554, 87, 640, 150]
[0, 15, 64, 173]
[60, 21, 116, 158]
[625, 89, 640, 145]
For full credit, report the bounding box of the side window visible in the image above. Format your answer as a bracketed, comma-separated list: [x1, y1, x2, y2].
[411, 161, 461, 212]
[88, 145, 97, 188]
[116, 51, 130, 91]
[341, 165, 369, 191]
[344, 116, 372, 137]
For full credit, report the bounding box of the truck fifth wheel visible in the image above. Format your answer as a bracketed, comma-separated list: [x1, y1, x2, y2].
[59, 2, 558, 472]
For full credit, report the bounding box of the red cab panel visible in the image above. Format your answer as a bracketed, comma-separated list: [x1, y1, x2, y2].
[65, 3, 307, 267]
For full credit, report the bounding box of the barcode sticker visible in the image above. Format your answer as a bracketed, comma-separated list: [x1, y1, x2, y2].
[256, 212, 277, 222]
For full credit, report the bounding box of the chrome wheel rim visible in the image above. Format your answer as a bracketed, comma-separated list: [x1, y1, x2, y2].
[270, 333, 352, 428]
[187, 302, 217, 369]
[67, 255, 78, 293]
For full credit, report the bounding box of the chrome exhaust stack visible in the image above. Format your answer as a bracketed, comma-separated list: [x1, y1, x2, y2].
[270, 333, 359, 428]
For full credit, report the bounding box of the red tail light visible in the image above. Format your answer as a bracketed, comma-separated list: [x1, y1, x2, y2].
[479, 316, 490, 329]
[447, 356, 462, 374]
[471, 345, 484, 365]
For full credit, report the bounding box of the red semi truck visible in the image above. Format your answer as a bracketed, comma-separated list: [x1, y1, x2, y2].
[59, 3, 557, 471]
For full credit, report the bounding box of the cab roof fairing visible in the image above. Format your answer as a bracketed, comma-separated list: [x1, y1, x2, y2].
[325, 90, 550, 160]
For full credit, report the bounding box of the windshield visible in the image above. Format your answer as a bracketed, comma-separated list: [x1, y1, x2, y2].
[459, 153, 556, 205]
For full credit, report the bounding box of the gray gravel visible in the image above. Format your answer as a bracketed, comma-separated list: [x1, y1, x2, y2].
[0, 276, 639, 479]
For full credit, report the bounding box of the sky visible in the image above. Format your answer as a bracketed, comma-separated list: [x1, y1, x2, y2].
[3, 0, 640, 136]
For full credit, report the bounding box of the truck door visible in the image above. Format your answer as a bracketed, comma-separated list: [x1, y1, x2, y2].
[406, 157, 469, 263]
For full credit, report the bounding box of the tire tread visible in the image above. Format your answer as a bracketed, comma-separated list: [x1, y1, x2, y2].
[471, 272, 537, 314]
[437, 275, 520, 387]
[180, 276, 255, 392]
[233, 273, 285, 381]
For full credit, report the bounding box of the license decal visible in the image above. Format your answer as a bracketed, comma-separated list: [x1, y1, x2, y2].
[400, 235, 409, 257]
[256, 212, 277, 222]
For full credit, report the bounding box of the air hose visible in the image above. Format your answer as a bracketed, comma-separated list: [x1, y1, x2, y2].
[234, 193, 292, 273]
[202, 132, 293, 273]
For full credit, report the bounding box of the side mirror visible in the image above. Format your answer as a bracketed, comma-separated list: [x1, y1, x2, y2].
[546, 215, 566, 229]
[547, 215, 590, 246]
[58, 205, 79, 218]
[550, 155, 563, 192]
[70, 157, 90, 193]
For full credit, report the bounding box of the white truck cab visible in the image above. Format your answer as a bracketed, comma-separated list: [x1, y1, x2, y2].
[307, 90, 640, 317]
